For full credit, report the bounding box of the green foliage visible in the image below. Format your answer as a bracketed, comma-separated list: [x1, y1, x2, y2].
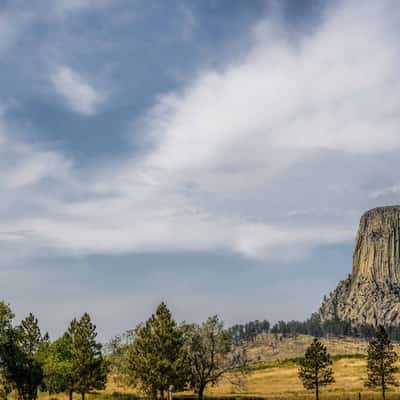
[366, 325, 398, 399]
[269, 315, 380, 340]
[186, 316, 248, 400]
[127, 302, 190, 399]
[17, 314, 48, 356]
[298, 338, 335, 400]
[0, 302, 14, 399]
[40, 335, 74, 397]
[0, 312, 46, 400]
[229, 320, 270, 344]
[66, 313, 108, 399]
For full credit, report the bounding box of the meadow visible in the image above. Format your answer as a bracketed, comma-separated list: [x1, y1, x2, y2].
[97, 335, 400, 400]
[26, 334, 400, 400]
[100, 356, 400, 400]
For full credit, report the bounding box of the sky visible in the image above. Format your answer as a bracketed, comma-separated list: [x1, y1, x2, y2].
[1, 0, 400, 341]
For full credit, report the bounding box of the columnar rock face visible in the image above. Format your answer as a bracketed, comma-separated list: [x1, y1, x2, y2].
[320, 206, 400, 326]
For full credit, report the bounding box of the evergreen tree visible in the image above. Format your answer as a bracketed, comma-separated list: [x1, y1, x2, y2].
[17, 314, 47, 356]
[365, 325, 398, 400]
[66, 313, 108, 400]
[0, 313, 46, 400]
[186, 316, 248, 400]
[0, 302, 15, 400]
[127, 302, 190, 399]
[298, 338, 335, 400]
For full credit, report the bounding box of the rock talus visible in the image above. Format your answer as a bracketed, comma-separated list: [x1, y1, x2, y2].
[320, 206, 400, 326]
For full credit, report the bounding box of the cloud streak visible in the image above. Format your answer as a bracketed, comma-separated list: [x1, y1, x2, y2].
[51, 66, 105, 116]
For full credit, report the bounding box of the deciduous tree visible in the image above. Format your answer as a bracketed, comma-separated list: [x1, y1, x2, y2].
[40, 335, 74, 399]
[186, 316, 248, 400]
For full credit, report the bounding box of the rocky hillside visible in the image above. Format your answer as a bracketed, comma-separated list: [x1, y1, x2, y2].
[246, 334, 372, 362]
[320, 206, 400, 326]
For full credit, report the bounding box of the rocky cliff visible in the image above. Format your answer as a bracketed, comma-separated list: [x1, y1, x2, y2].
[319, 206, 400, 326]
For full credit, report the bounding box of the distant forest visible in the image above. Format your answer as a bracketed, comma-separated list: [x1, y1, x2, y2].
[229, 314, 400, 343]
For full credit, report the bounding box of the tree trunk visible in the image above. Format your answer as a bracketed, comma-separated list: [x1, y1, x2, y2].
[69, 390, 73, 400]
[197, 385, 205, 400]
[160, 390, 164, 400]
[382, 369, 385, 400]
[315, 382, 319, 400]
[81, 393, 85, 400]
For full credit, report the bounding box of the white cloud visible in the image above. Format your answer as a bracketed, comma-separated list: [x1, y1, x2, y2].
[146, 1, 400, 174]
[2, 0, 400, 262]
[51, 66, 105, 115]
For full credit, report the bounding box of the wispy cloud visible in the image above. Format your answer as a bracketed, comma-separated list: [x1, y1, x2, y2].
[51, 66, 105, 116]
[50, 0, 111, 17]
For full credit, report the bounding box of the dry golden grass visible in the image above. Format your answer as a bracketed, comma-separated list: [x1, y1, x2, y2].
[203, 334, 400, 399]
[245, 334, 383, 362]
[205, 356, 371, 398]
[37, 335, 400, 400]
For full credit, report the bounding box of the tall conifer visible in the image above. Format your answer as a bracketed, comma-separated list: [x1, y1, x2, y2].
[127, 302, 190, 399]
[366, 325, 398, 400]
[298, 338, 335, 400]
[66, 313, 108, 400]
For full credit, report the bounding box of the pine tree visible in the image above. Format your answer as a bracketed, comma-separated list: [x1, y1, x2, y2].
[0, 313, 46, 400]
[18, 313, 47, 356]
[127, 302, 190, 399]
[0, 302, 16, 400]
[298, 338, 335, 400]
[365, 325, 398, 400]
[66, 313, 108, 400]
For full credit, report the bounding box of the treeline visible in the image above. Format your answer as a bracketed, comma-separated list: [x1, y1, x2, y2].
[229, 320, 270, 343]
[0, 302, 107, 400]
[231, 314, 400, 343]
[270, 314, 400, 341]
[0, 300, 247, 400]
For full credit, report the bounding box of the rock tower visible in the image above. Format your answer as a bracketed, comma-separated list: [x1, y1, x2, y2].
[320, 206, 400, 326]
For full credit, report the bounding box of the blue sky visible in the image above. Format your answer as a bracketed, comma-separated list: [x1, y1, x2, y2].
[1, 0, 400, 340]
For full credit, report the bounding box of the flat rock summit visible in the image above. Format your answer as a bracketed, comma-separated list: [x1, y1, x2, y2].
[320, 206, 400, 326]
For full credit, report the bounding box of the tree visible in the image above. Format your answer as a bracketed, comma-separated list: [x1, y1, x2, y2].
[298, 338, 335, 400]
[0, 302, 15, 400]
[186, 316, 248, 400]
[127, 302, 190, 399]
[0, 313, 46, 400]
[17, 314, 48, 356]
[66, 313, 108, 400]
[14, 313, 47, 400]
[40, 335, 74, 399]
[365, 325, 398, 400]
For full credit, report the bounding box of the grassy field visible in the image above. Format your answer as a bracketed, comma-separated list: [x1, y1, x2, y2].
[37, 335, 400, 400]
[102, 354, 400, 400]
[203, 334, 400, 399]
